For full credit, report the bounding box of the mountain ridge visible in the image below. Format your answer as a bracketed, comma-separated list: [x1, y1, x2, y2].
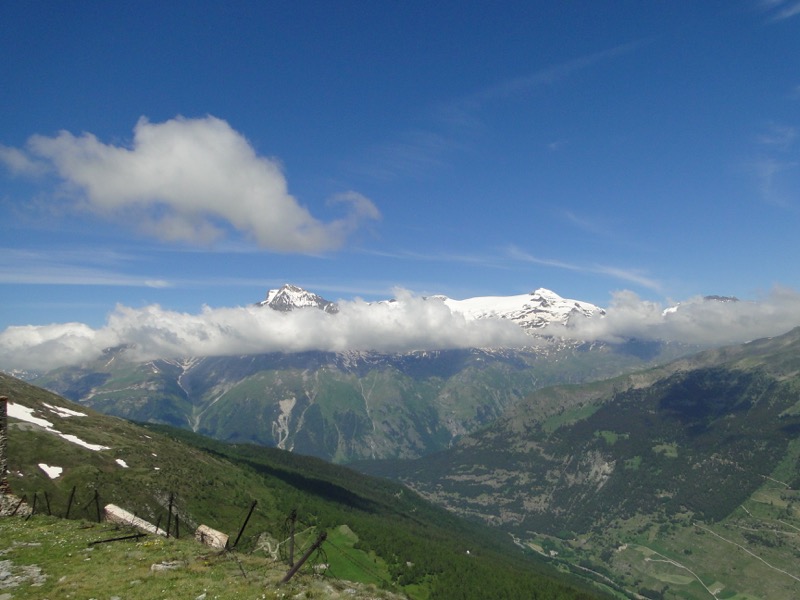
[258, 284, 605, 333]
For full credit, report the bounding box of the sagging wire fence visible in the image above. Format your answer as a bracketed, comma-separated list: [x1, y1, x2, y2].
[11, 485, 185, 539]
[4, 486, 363, 587]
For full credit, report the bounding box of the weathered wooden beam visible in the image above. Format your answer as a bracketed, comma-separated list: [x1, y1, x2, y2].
[104, 504, 167, 536]
[195, 524, 229, 549]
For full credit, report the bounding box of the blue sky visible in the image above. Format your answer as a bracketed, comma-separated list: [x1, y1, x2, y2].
[1, 1, 800, 369]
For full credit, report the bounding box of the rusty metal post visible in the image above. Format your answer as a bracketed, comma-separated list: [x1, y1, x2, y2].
[0, 396, 8, 494]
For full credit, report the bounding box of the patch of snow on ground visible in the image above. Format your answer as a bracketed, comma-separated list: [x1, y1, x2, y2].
[116, 458, 129, 468]
[42, 402, 87, 418]
[38, 463, 63, 479]
[8, 402, 110, 452]
[8, 403, 53, 428]
[60, 434, 110, 451]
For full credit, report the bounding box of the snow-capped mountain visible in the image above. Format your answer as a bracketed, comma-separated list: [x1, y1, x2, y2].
[35, 285, 693, 466]
[258, 284, 339, 313]
[435, 288, 604, 331]
[259, 284, 605, 333]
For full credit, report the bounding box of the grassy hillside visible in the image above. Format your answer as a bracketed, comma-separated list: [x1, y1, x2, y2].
[0, 372, 604, 600]
[0, 514, 406, 600]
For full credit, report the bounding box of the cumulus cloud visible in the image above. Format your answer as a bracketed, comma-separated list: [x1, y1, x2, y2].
[3, 288, 800, 373]
[2, 115, 379, 251]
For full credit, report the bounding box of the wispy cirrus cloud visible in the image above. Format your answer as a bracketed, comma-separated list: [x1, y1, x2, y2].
[1, 116, 380, 252]
[507, 246, 661, 291]
[760, 0, 800, 21]
[0, 247, 170, 287]
[449, 41, 644, 112]
[351, 42, 644, 181]
[751, 122, 799, 208]
[362, 247, 509, 270]
[367, 245, 661, 291]
[757, 123, 798, 148]
[561, 210, 616, 238]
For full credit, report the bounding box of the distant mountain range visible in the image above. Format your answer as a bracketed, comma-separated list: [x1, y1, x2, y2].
[256, 284, 605, 331]
[30, 284, 692, 463]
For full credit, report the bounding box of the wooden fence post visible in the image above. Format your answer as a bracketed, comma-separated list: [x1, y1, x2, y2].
[231, 500, 257, 549]
[288, 509, 297, 567]
[166, 492, 174, 538]
[65, 486, 76, 519]
[0, 396, 8, 493]
[94, 490, 101, 523]
[25, 492, 38, 521]
[280, 531, 327, 584]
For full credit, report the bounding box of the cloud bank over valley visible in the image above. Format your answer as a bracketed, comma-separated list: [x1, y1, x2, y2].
[2, 288, 800, 373]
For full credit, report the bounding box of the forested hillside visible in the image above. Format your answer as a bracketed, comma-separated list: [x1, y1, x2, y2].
[358, 328, 800, 599]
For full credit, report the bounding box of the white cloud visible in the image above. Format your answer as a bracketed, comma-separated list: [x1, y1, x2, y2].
[2, 288, 800, 373]
[0, 144, 49, 176]
[562, 287, 800, 346]
[0, 291, 531, 372]
[3, 116, 379, 251]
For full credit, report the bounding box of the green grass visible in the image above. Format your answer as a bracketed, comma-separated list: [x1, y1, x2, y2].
[323, 525, 393, 585]
[0, 515, 402, 600]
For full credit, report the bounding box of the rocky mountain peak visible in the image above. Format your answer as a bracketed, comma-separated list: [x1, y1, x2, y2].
[258, 284, 339, 313]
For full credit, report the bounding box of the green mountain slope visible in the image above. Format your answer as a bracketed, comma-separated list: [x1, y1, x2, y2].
[32, 342, 694, 464]
[0, 372, 604, 600]
[357, 328, 800, 599]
